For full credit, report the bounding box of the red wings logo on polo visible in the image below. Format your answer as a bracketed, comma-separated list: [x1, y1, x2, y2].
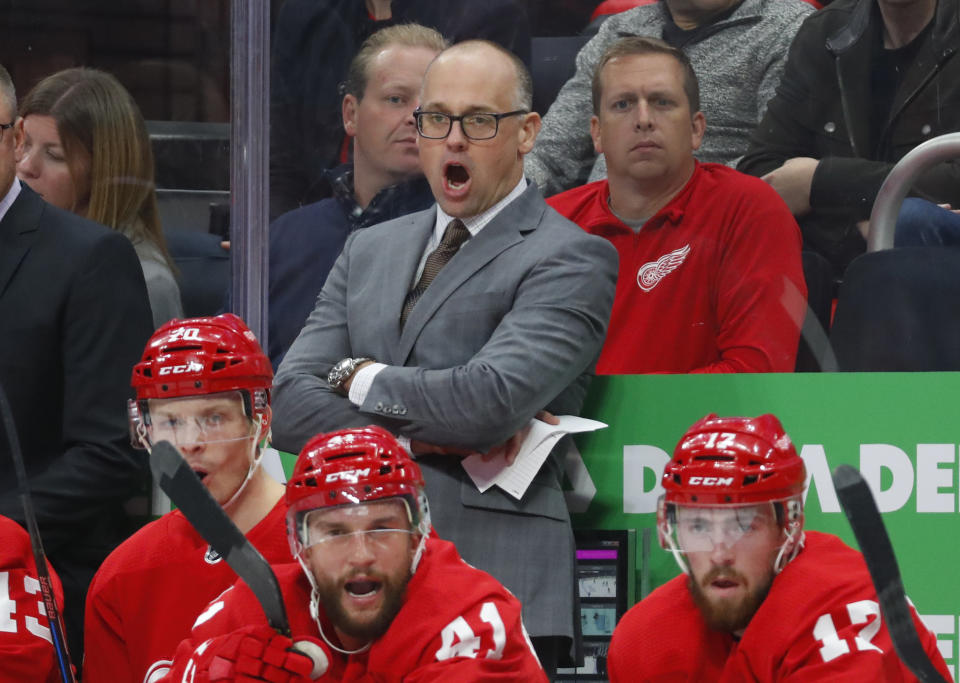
[636, 244, 691, 292]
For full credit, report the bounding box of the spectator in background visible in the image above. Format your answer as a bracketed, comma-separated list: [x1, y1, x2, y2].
[0, 515, 67, 683]
[16, 67, 182, 327]
[737, 0, 960, 276]
[270, 0, 531, 219]
[268, 24, 443, 369]
[0, 62, 154, 658]
[525, 0, 813, 198]
[271, 40, 617, 676]
[549, 37, 806, 373]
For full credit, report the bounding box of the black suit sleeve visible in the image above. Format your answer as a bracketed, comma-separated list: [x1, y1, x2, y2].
[0, 230, 153, 548]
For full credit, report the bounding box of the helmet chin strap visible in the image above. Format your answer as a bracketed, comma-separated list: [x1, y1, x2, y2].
[296, 554, 372, 656]
[660, 517, 690, 576]
[774, 527, 805, 574]
[221, 420, 266, 512]
[773, 497, 805, 574]
[410, 492, 431, 573]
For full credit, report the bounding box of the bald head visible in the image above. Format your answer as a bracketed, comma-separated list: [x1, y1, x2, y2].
[424, 40, 533, 113]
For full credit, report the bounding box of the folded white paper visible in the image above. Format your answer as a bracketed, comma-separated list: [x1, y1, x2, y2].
[461, 415, 607, 500]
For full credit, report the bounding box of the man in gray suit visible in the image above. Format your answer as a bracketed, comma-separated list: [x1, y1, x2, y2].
[272, 40, 618, 674]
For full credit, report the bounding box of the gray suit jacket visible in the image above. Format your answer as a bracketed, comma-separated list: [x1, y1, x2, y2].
[273, 181, 617, 643]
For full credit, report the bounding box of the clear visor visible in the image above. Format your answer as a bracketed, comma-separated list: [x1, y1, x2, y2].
[144, 391, 257, 449]
[297, 498, 416, 552]
[666, 502, 780, 553]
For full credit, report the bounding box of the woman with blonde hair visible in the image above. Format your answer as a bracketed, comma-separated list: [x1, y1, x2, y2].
[16, 67, 182, 327]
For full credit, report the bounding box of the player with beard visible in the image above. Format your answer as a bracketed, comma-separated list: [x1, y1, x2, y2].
[161, 426, 547, 682]
[608, 413, 950, 682]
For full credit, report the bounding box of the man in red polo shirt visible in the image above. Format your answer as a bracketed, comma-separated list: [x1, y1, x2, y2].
[548, 36, 806, 373]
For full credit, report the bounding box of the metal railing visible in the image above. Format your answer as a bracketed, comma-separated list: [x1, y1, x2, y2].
[867, 132, 960, 252]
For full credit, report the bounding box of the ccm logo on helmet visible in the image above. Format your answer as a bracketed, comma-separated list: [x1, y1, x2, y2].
[688, 476, 735, 486]
[158, 361, 204, 376]
[325, 469, 371, 484]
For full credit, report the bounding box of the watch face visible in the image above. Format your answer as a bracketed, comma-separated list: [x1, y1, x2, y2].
[328, 357, 371, 389]
[328, 359, 352, 387]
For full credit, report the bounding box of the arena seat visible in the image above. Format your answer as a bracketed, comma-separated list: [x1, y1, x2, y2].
[164, 229, 230, 318]
[830, 248, 960, 371]
[530, 35, 591, 115]
[830, 133, 960, 371]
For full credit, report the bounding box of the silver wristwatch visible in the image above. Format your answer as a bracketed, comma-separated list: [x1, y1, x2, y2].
[327, 357, 373, 394]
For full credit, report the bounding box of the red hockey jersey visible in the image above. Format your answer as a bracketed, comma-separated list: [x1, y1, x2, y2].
[165, 537, 547, 682]
[607, 531, 950, 682]
[547, 164, 806, 374]
[82, 499, 291, 683]
[0, 514, 65, 683]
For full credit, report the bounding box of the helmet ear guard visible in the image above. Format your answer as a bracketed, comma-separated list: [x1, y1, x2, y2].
[773, 497, 805, 574]
[127, 399, 148, 449]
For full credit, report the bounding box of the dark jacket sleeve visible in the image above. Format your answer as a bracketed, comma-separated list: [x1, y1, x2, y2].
[739, 2, 960, 218]
[0, 229, 153, 549]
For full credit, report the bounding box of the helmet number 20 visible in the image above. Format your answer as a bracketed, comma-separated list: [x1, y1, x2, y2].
[436, 602, 507, 661]
[812, 600, 883, 663]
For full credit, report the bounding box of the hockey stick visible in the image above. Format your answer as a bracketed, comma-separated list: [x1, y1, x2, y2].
[148, 440, 291, 636]
[0, 382, 76, 683]
[832, 464, 948, 683]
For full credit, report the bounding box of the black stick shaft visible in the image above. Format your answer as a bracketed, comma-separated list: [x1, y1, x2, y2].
[0, 382, 76, 683]
[833, 464, 947, 683]
[149, 440, 290, 635]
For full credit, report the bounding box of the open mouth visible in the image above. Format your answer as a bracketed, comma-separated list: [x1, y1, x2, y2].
[345, 579, 382, 598]
[711, 578, 738, 589]
[444, 162, 470, 191]
[192, 468, 209, 482]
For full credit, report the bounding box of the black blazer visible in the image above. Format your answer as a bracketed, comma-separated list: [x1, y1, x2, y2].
[0, 184, 153, 557]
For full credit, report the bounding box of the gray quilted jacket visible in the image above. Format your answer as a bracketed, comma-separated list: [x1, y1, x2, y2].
[525, 0, 814, 197]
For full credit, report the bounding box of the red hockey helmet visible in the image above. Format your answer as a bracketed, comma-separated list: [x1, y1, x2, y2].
[286, 426, 429, 557]
[131, 313, 272, 400]
[662, 413, 805, 506]
[129, 314, 272, 447]
[659, 414, 807, 574]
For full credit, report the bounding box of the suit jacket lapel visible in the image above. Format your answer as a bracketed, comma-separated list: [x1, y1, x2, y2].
[396, 184, 545, 364]
[0, 186, 42, 299]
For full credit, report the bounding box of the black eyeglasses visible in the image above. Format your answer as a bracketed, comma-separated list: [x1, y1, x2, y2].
[413, 109, 528, 140]
[0, 122, 13, 142]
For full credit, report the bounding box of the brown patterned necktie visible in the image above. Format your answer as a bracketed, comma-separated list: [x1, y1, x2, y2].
[400, 218, 471, 328]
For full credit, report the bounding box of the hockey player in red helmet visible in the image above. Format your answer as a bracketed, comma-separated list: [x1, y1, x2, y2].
[608, 414, 950, 682]
[83, 315, 292, 683]
[128, 313, 277, 510]
[162, 426, 549, 682]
